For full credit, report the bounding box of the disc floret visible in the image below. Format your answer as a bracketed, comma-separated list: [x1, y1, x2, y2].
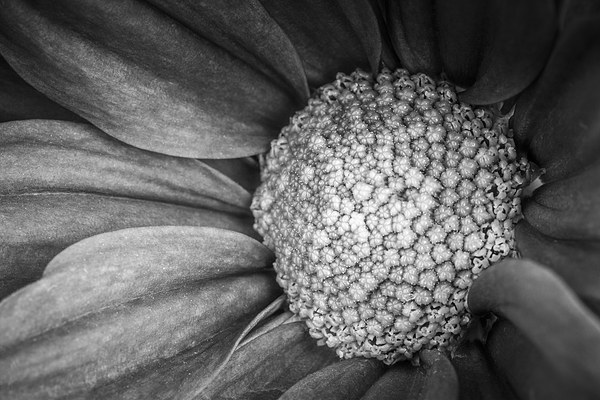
[251, 68, 529, 364]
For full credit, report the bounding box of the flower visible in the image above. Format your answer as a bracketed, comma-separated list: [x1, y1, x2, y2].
[0, 1, 599, 399]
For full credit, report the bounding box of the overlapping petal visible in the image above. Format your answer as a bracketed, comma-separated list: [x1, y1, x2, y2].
[0, 227, 281, 399]
[451, 341, 515, 400]
[141, 0, 310, 103]
[0, 120, 252, 212]
[200, 157, 262, 194]
[384, 0, 557, 103]
[514, 16, 600, 181]
[0, 120, 257, 298]
[386, 0, 441, 77]
[516, 221, 600, 313]
[0, 56, 83, 122]
[361, 350, 459, 400]
[487, 321, 594, 400]
[0, 0, 297, 158]
[198, 322, 339, 400]
[521, 161, 600, 241]
[280, 358, 384, 400]
[469, 259, 600, 399]
[434, 0, 486, 87]
[456, 0, 557, 104]
[258, 0, 381, 87]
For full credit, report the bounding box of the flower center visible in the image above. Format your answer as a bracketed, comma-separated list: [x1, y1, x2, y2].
[251, 68, 529, 364]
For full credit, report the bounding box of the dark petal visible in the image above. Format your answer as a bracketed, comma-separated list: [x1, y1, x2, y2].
[142, 0, 309, 103]
[362, 350, 458, 400]
[0, 56, 83, 123]
[469, 259, 600, 398]
[0, 120, 252, 213]
[434, 0, 487, 87]
[0, 194, 256, 300]
[513, 17, 600, 181]
[451, 341, 517, 400]
[198, 322, 339, 400]
[279, 357, 384, 400]
[259, 0, 379, 87]
[386, 0, 442, 77]
[487, 319, 596, 400]
[0, 0, 295, 158]
[335, 0, 383, 75]
[521, 161, 600, 241]
[200, 157, 262, 194]
[458, 0, 557, 105]
[558, 0, 600, 30]
[0, 227, 281, 399]
[516, 221, 600, 312]
[369, 0, 401, 70]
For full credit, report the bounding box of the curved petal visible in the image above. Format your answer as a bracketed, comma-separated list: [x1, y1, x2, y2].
[279, 358, 385, 400]
[386, 0, 441, 77]
[0, 193, 256, 300]
[559, 0, 600, 30]
[200, 157, 262, 194]
[370, 0, 401, 70]
[0, 227, 281, 399]
[0, 120, 252, 213]
[434, 0, 486, 87]
[451, 341, 516, 400]
[0, 0, 295, 158]
[197, 322, 339, 400]
[0, 56, 83, 123]
[513, 16, 600, 181]
[516, 221, 600, 311]
[521, 161, 600, 241]
[469, 259, 600, 398]
[2, 226, 275, 341]
[258, 0, 379, 87]
[458, 0, 557, 104]
[362, 350, 458, 400]
[487, 319, 596, 400]
[336, 0, 383, 75]
[142, 0, 309, 103]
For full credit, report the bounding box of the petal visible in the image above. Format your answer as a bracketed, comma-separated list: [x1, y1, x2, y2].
[0, 194, 256, 299]
[200, 157, 262, 194]
[487, 319, 597, 400]
[469, 259, 600, 398]
[0, 55, 83, 122]
[516, 221, 600, 312]
[0, 120, 252, 213]
[0, 0, 295, 158]
[280, 358, 385, 400]
[198, 322, 339, 400]
[521, 161, 600, 241]
[513, 16, 600, 181]
[434, 0, 487, 87]
[0, 227, 281, 399]
[458, 0, 557, 105]
[451, 341, 515, 400]
[558, 0, 600, 30]
[370, 0, 401, 70]
[259, 0, 378, 87]
[335, 0, 383, 75]
[142, 0, 309, 103]
[386, 0, 442, 77]
[362, 350, 458, 400]
[4, 226, 275, 341]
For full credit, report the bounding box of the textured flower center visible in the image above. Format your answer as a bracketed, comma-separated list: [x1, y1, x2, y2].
[251, 68, 529, 364]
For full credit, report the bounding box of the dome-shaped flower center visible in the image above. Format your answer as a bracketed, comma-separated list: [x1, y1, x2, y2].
[251, 68, 529, 364]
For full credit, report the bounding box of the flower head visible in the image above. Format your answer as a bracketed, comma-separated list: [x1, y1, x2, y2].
[252, 68, 528, 363]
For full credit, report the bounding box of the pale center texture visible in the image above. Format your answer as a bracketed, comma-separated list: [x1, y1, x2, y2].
[251, 68, 529, 364]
